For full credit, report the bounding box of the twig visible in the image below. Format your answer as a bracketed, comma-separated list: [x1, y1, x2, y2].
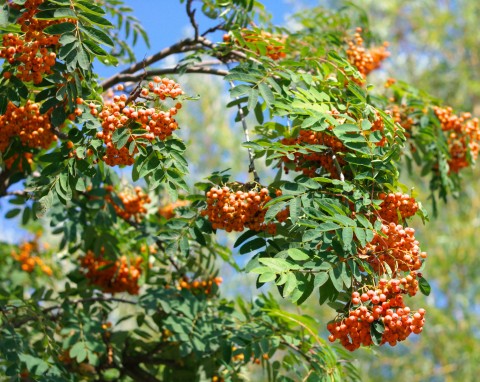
[12, 296, 136, 328]
[201, 22, 226, 37]
[52, 127, 68, 140]
[186, 0, 199, 41]
[121, 214, 183, 274]
[109, 65, 229, 86]
[100, 38, 204, 90]
[332, 154, 345, 181]
[229, 81, 260, 183]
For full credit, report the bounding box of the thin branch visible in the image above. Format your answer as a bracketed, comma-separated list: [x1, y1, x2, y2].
[110, 65, 229, 86]
[229, 81, 260, 183]
[12, 296, 136, 328]
[122, 362, 162, 382]
[201, 22, 226, 37]
[100, 38, 203, 89]
[186, 0, 199, 41]
[0, 168, 12, 197]
[122, 214, 183, 274]
[52, 127, 68, 140]
[332, 154, 345, 182]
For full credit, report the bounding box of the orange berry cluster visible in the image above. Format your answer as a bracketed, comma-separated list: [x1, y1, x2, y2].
[94, 78, 183, 166]
[0, 101, 57, 154]
[105, 186, 150, 222]
[387, 104, 414, 137]
[346, 28, 390, 79]
[201, 186, 288, 233]
[223, 29, 287, 61]
[158, 199, 189, 219]
[377, 192, 418, 224]
[4, 152, 33, 171]
[80, 250, 142, 295]
[0, 0, 74, 84]
[327, 276, 426, 351]
[433, 106, 480, 173]
[359, 223, 427, 275]
[281, 130, 346, 178]
[177, 276, 223, 295]
[11, 240, 52, 276]
[370, 113, 387, 147]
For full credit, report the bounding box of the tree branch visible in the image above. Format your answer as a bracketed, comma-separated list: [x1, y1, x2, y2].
[108, 65, 229, 86]
[229, 81, 260, 183]
[11, 296, 136, 328]
[100, 38, 204, 90]
[186, 0, 199, 41]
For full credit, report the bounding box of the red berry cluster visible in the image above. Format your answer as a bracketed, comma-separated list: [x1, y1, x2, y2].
[359, 223, 427, 274]
[105, 186, 151, 222]
[433, 106, 480, 173]
[346, 28, 390, 80]
[80, 250, 142, 295]
[281, 130, 346, 178]
[328, 275, 426, 351]
[201, 186, 288, 233]
[0, 0, 74, 83]
[93, 79, 183, 166]
[0, 101, 58, 162]
[377, 192, 418, 224]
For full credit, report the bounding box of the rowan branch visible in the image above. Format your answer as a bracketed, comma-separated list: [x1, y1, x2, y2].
[109, 65, 229, 86]
[186, 0, 199, 41]
[229, 81, 260, 183]
[100, 34, 250, 90]
[11, 296, 136, 328]
[100, 38, 204, 89]
[332, 154, 345, 181]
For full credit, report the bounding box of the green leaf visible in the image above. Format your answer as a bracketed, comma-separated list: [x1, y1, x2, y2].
[247, 87, 259, 111]
[80, 25, 114, 47]
[239, 237, 266, 254]
[314, 272, 329, 288]
[79, 11, 114, 27]
[76, 0, 106, 15]
[418, 276, 431, 296]
[43, 22, 76, 35]
[234, 230, 257, 248]
[287, 248, 309, 261]
[370, 320, 384, 346]
[77, 46, 90, 70]
[259, 272, 276, 283]
[258, 82, 274, 106]
[5, 208, 21, 219]
[283, 272, 297, 297]
[258, 258, 295, 272]
[289, 197, 300, 224]
[70, 342, 87, 363]
[328, 266, 343, 292]
[342, 227, 353, 250]
[82, 39, 107, 56]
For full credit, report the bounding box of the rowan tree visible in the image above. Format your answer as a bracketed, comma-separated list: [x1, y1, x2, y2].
[0, 1, 477, 381]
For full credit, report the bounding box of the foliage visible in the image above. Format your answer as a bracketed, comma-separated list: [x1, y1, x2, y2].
[0, 0, 478, 381]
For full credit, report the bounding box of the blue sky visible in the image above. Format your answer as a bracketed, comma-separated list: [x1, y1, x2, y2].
[96, 0, 317, 79]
